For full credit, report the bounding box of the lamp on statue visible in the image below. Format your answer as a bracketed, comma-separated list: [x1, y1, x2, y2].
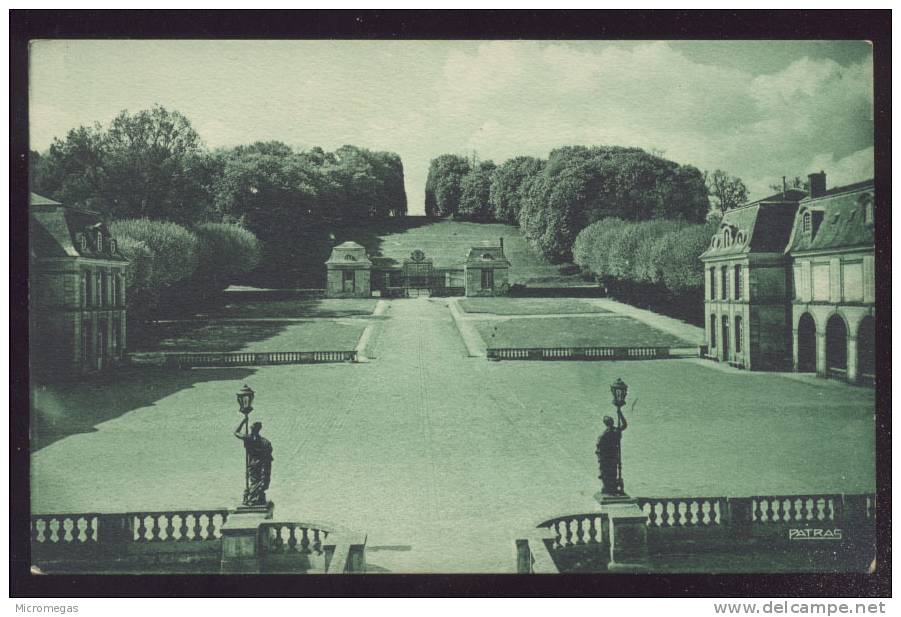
[610, 377, 628, 410]
[237, 384, 255, 416]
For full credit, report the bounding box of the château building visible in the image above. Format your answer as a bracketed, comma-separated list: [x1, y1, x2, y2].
[699, 173, 875, 384]
[29, 192, 128, 378]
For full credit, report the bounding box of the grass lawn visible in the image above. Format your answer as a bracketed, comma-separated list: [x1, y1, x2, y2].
[474, 315, 690, 348]
[135, 320, 366, 353]
[203, 296, 378, 319]
[459, 297, 609, 315]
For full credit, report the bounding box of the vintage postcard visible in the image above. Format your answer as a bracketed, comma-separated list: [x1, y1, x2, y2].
[16, 20, 886, 593]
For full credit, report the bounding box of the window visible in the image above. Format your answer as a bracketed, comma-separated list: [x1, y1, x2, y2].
[481, 268, 494, 290]
[81, 271, 89, 307]
[95, 272, 102, 306]
[735, 316, 743, 354]
[802, 211, 811, 233]
[95, 231, 104, 252]
[710, 315, 716, 348]
[84, 271, 93, 307]
[109, 239, 117, 254]
[734, 265, 742, 299]
[82, 319, 92, 366]
[720, 267, 728, 300]
[100, 270, 108, 307]
[709, 268, 716, 300]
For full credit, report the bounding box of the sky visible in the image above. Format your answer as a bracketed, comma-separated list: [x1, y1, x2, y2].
[29, 40, 874, 215]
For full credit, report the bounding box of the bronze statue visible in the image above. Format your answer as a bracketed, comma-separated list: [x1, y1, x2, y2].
[596, 406, 628, 496]
[234, 417, 273, 506]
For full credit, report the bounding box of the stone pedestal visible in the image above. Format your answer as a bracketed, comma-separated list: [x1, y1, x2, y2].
[596, 492, 649, 572]
[220, 501, 274, 574]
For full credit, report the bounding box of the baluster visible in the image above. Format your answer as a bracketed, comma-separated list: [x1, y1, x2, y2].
[312, 529, 322, 553]
[575, 517, 585, 545]
[672, 502, 682, 527]
[787, 498, 798, 522]
[300, 527, 311, 554]
[287, 526, 298, 553]
[164, 513, 175, 541]
[684, 500, 695, 526]
[588, 516, 598, 543]
[206, 512, 216, 540]
[645, 501, 657, 526]
[150, 515, 161, 541]
[799, 498, 809, 521]
[777, 499, 787, 523]
[822, 498, 833, 521]
[192, 513, 203, 541]
[64, 517, 75, 543]
[660, 502, 671, 527]
[84, 516, 96, 543]
[765, 499, 776, 523]
[564, 519, 573, 546]
[753, 498, 763, 523]
[810, 498, 822, 521]
[269, 526, 283, 552]
[177, 513, 188, 541]
[31, 519, 39, 543]
[552, 522, 562, 549]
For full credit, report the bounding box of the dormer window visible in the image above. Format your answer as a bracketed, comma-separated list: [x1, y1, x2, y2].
[481, 252, 493, 260]
[78, 234, 88, 253]
[343, 254, 357, 261]
[95, 231, 104, 252]
[802, 211, 811, 234]
[108, 239, 117, 254]
[859, 193, 874, 226]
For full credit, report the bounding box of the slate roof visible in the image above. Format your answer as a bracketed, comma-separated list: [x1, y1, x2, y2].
[700, 189, 806, 260]
[29, 193, 127, 262]
[786, 179, 875, 254]
[464, 242, 510, 266]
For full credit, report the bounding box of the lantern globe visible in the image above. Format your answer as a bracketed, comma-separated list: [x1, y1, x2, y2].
[610, 378, 628, 406]
[237, 384, 255, 414]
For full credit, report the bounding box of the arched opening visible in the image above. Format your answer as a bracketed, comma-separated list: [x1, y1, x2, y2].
[857, 316, 875, 385]
[797, 313, 816, 372]
[825, 314, 848, 379]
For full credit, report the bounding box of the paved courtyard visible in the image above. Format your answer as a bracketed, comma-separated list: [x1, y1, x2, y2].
[31, 299, 875, 573]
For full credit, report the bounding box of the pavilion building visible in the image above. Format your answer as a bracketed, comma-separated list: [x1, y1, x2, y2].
[29, 192, 128, 378]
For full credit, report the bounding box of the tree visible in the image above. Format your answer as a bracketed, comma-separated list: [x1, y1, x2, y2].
[457, 160, 497, 221]
[191, 223, 262, 296]
[706, 169, 749, 214]
[488, 156, 545, 224]
[424, 154, 471, 217]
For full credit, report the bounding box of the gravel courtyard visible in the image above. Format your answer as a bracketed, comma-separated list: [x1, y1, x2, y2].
[31, 298, 876, 573]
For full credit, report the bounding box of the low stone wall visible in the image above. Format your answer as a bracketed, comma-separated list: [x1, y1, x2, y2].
[128, 350, 357, 369]
[488, 346, 671, 361]
[31, 509, 366, 574]
[516, 493, 876, 573]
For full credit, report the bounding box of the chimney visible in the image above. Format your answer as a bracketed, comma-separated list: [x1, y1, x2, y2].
[782, 176, 787, 200]
[808, 171, 827, 198]
[499, 237, 504, 252]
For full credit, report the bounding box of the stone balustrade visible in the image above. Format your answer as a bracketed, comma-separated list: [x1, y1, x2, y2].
[129, 350, 357, 369]
[516, 492, 876, 573]
[31, 509, 365, 574]
[487, 346, 671, 361]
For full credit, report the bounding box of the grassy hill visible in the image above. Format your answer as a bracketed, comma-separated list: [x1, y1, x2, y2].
[325, 217, 584, 287]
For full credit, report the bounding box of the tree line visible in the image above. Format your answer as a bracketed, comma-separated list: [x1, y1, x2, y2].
[425, 146, 726, 263]
[29, 106, 408, 317]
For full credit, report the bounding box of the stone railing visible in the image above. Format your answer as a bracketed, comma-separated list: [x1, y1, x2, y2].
[487, 347, 671, 361]
[31, 509, 365, 573]
[516, 492, 876, 573]
[260, 521, 366, 574]
[129, 350, 357, 369]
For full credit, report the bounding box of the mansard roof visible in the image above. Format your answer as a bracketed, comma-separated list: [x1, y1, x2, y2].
[700, 192, 804, 260]
[786, 179, 875, 254]
[29, 193, 127, 262]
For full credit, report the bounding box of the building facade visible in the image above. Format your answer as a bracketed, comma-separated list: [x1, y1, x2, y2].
[700, 189, 806, 370]
[463, 239, 511, 297]
[786, 178, 875, 384]
[699, 173, 876, 384]
[29, 193, 128, 378]
[325, 241, 372, 298]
